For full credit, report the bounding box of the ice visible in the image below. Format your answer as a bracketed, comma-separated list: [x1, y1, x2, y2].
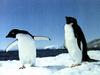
[0, 52, 100, 75]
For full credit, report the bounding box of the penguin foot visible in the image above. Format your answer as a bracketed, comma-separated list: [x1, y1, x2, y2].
[71, 64, 81, 68]
[31, 64, 35, 67]
[19, 65, 26, 69]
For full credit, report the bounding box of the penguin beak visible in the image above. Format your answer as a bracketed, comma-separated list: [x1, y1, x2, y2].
[6, 34, 14, 38]
[6, 35, 9, 38]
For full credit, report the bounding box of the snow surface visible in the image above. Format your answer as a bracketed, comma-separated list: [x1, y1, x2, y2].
[88, 50, 100, 60]
[0, 51, 100, 75]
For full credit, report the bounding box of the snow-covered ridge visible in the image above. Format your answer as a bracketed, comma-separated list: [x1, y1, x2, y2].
[44, 45, 64, 49]
[87, 39, 100, 49]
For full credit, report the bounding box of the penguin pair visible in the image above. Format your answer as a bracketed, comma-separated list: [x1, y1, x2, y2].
[6, 17, 99, 69]
[64, 16, 99, 67]
[6, 29, 51, 69]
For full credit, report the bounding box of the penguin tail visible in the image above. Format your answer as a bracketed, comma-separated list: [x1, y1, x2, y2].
[34, 36, 51, 41]
[88, 58, 99, 62]
[83, 58, 99, 62]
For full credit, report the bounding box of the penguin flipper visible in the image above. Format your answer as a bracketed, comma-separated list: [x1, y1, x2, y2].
[5, 40, 18, 52]
[34, 36, 51, 40]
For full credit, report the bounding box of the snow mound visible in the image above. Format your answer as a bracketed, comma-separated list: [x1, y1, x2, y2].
[0, 52, 100, 75]
[88, 50, 100, 60]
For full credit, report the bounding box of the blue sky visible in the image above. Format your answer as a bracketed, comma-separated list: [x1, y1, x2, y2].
[0, 0, 100, 49]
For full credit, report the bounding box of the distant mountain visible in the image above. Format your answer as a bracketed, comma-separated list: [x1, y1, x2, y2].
[44, 45, 64, 49]
[87, 39, 100, 50]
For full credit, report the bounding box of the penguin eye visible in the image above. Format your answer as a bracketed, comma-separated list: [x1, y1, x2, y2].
[12, 32, 15, 35]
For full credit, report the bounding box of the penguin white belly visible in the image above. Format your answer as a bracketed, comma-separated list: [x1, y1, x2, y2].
[16, 34, 36, 66]
[64, 25, 82, 64]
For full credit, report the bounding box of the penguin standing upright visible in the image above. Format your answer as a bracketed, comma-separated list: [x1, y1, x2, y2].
[64, 17, 82, 67]
[6, 29, 50, 69]
[64, 16, 98, 67]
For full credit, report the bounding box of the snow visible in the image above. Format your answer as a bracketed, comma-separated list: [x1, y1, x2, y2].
[44, 45, 64, 49]
[88, 50, 100, 60]
[0, 51, 100, 75]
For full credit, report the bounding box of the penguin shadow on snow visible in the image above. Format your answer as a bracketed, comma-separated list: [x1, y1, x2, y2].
[5, 29, 51, 69]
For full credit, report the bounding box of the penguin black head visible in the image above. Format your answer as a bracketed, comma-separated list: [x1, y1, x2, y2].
[65, 16, 77, 25]
[6, 29, 32, 38]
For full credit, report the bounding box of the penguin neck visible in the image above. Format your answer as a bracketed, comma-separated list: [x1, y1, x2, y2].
[65, 24, 73, 26]
[64, 24, 75, 38]
[16, 34, 32, 40]
[64, 24, 73, 31]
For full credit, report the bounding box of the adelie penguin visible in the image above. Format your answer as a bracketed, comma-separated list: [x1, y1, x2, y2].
[64, 16, 98, 67]
[6, 29, 51, 69]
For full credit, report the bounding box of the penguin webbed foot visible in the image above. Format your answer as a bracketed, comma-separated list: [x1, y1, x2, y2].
[71, 64, 81, 68]
[19, 65, 26, 69]
[31, 64, 35, 67]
